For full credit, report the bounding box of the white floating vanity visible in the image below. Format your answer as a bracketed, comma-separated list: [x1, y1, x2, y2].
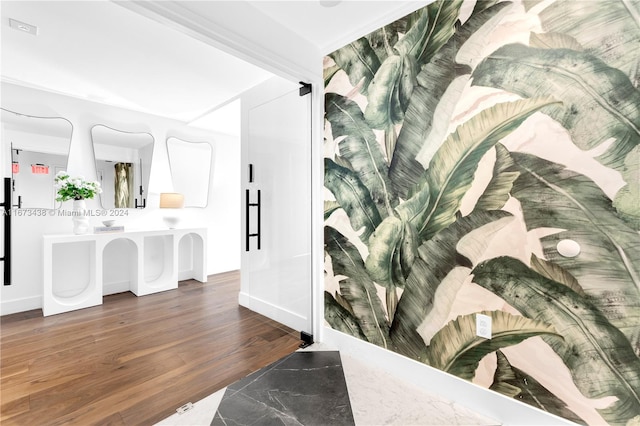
[43, 227, 207, 316]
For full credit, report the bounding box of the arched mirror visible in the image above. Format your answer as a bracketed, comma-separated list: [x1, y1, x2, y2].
[91, 125, 154, 209]
[167, 137, 213, 208]
[1, 108, 72, 209]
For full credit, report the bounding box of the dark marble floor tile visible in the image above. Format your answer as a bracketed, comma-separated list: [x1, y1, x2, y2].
[211, 351, 354, 426]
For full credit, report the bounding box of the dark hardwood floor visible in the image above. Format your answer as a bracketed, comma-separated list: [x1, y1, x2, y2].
[0, 271, 301, 425]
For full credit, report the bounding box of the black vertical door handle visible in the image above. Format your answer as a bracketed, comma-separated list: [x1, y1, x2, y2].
[245, 189, 261, 251]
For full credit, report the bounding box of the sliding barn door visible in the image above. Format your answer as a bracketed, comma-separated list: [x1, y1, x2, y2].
[240, 78, 312, 336]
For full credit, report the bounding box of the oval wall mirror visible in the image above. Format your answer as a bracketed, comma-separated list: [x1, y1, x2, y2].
[91, 125, 154, 209]
[1, 108, 73, 209]
[167, 137, 213, 208]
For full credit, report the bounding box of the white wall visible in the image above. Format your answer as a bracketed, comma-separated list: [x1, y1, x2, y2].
[1, 82, 240, 315]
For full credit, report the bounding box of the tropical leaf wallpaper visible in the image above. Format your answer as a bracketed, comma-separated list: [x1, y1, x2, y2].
[323, 1, 640, 425]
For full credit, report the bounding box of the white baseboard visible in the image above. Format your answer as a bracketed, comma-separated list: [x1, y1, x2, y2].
[103, 281, 130, 295]
[322, 327, 575, 426]
[1, 295, 42, 316]
[1, 280, 129, 316]
[239, 291, 308, 333]
[178, 269, 196, 281]
[1, 275, 195, 316]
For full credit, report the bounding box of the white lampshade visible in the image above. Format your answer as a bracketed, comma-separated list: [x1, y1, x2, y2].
[159, 193, 184, 209]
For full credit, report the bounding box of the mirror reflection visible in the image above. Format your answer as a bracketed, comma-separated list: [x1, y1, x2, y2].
[91, 125, 154, 209]
[1, 108, 72, 209]
[167, 137, 212, 208]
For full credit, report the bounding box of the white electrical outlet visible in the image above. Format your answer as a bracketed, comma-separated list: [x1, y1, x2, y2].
[476, 313, 492, 339]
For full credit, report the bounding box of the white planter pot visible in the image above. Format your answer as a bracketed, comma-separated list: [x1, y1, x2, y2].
[72, 199, 90, 235]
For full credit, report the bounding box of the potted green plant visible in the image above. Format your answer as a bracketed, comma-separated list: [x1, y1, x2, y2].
[54, 171, 102, 234]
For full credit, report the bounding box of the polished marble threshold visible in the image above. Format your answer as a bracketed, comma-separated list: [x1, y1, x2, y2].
[156, 343, 499, 426]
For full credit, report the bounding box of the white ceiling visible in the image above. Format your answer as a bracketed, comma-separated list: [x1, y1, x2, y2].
[1, 1, 425, 135]
[229, 1, 425, 53]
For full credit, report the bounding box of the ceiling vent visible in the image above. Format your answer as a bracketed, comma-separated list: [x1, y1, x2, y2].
[9, 18, 38, 36]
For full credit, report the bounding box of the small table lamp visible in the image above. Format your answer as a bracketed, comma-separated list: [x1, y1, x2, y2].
[159, 192, 184, 228]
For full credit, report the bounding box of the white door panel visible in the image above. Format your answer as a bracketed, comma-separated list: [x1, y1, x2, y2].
[241, 81, 312, 334]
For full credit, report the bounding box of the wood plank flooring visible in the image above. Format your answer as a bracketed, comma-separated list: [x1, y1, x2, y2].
[0, 271, 301, 425]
